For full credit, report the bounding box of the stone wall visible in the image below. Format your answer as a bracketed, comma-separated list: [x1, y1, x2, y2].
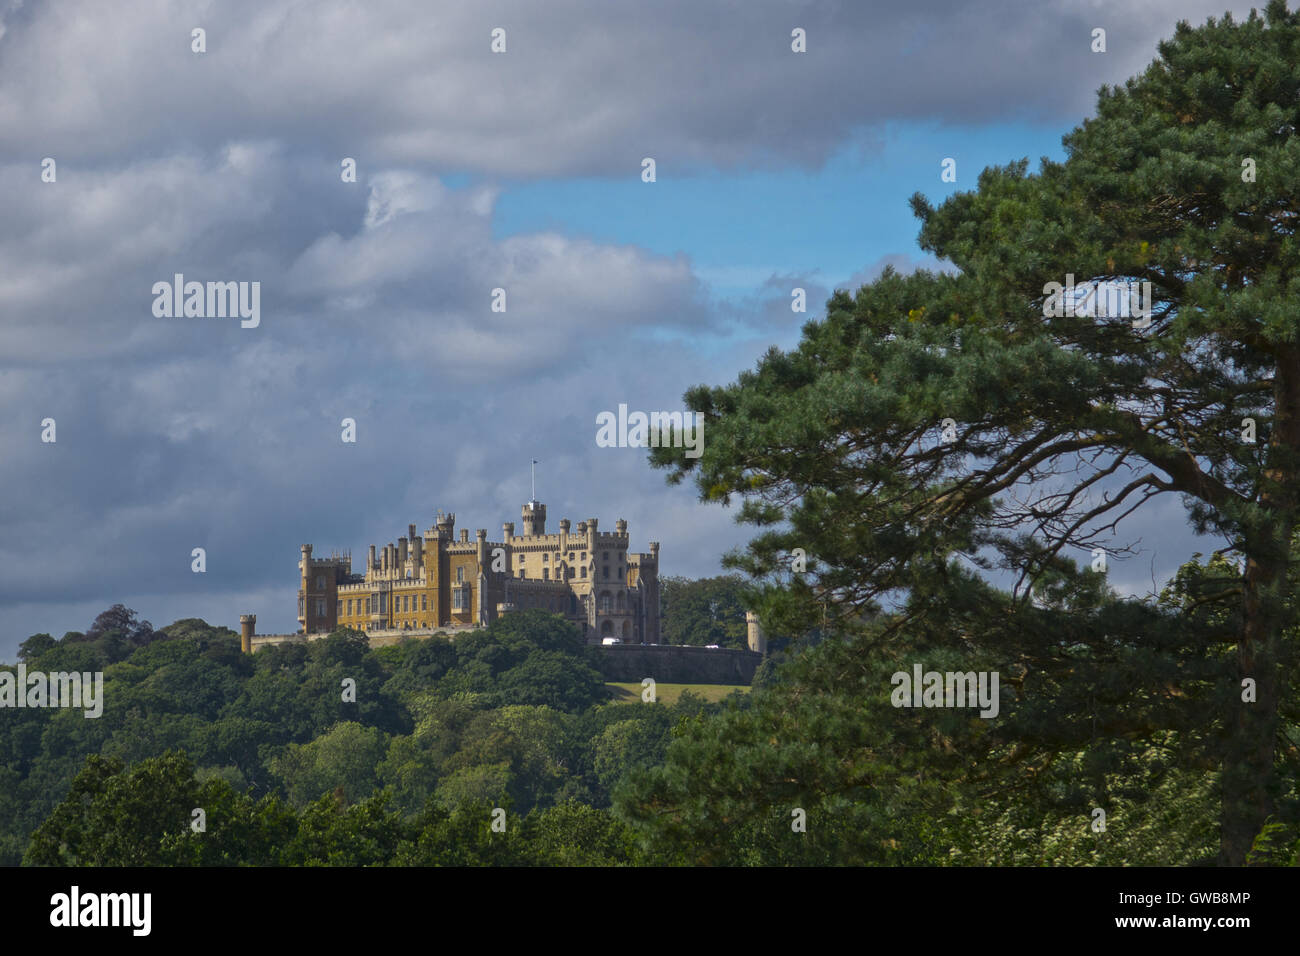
[594, 644, 762, 685]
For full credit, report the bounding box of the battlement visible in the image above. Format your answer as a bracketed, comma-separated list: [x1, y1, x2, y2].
[286, 499, 661, 648]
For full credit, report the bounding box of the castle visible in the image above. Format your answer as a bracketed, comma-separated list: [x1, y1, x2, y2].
[241, 500, 661, 652]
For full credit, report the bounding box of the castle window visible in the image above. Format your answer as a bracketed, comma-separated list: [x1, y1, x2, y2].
[347, 599, 353, 615]
[581, 567, 587, 579]
[365, 598, 371, 614]
[422, 594, 428, 611]
[315, 599, 326, 617]
[453, 586, 470, 611]
[456, 566, 464, 584]
[543, 568, 549, 580]
[316, 575, 324, 590]
[603, 566, 609, 579]
[543, 554, 548, 562]
[569, 552, 574, 561]
[599, 592, 612, 614]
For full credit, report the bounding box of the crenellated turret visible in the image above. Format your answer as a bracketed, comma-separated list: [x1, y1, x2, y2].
[522, 500, 546, 536]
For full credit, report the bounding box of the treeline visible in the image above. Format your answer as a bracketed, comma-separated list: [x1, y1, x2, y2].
[7, 568, 1299, 865]
[1, 607, 730, 866]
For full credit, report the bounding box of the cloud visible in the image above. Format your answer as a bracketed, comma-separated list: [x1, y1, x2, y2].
[0, 0, 1258, 176]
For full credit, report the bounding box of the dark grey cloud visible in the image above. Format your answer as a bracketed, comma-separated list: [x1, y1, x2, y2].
[0, 0, 1258, 176]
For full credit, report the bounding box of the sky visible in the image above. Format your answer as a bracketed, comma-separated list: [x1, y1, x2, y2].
[0, 0, 1260, 659]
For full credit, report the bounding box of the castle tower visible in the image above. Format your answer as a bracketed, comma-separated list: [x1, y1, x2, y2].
[239, 614, 255, 654]
[522, 500, 546, 536]
[746, 611, 767, 655]
[298, 544, 312, 632]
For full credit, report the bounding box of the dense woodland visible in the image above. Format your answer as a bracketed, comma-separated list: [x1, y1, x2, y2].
[2, 550, 1297, 866]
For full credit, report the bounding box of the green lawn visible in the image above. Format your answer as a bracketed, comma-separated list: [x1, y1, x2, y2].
[605, 681, 751, 705]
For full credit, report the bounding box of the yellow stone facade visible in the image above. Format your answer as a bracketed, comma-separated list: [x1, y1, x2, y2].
[297, 501, 661, 644]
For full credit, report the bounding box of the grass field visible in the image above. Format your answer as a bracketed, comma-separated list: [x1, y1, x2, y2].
[605, 681, 751, 705]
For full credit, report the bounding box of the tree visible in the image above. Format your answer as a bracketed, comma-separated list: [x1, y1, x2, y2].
[271, 722, 391, 808]
[659, 575, 751, 648]
[16, 633, 56, 662]
[85, 604, 155, 648]
[651, 4, 1300, 864]
[520, 802, 640, 866]
[27, 752, 205, 866]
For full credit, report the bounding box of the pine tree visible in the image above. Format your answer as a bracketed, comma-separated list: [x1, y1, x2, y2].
[651, 2, 1300, 865]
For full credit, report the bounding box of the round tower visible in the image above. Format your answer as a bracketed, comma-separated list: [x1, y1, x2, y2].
[240, 614, 256, 654]
[522, 500, 546, 536]
[746, 611, 767, 655]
